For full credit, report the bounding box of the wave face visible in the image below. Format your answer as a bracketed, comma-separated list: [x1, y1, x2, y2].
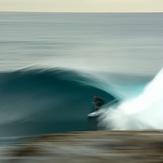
[101, 68, 163, 130]
[0, 68, 117, 137]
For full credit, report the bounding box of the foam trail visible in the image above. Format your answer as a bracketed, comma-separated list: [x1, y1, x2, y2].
[101, 68, 163, 130]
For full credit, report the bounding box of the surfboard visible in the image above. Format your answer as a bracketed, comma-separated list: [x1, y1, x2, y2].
[88, 109, 104, 118]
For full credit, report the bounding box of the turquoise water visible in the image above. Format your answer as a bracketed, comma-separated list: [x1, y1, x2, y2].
[0, 12, 162, 138]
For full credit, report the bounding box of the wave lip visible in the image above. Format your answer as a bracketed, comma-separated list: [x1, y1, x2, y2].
[101, 68, 163, 130]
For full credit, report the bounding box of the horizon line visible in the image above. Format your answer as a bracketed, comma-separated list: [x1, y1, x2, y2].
[0, 11, 163, 13]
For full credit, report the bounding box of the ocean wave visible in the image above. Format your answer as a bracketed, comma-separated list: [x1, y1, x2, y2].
[0, 67, 116, 137]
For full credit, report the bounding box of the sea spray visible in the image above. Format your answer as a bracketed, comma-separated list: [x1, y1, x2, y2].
[100, 68, 163, 130]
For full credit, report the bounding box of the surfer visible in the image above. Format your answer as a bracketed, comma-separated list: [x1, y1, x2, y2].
[93, 96, 105, 111]
[88, 96, 105, 118]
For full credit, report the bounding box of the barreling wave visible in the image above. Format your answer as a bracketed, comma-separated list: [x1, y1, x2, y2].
[0, 67, 117, 137]
[0, 67, 153, 137]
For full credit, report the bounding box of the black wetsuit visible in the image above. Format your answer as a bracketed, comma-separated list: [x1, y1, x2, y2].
[94, 97, 105, 109]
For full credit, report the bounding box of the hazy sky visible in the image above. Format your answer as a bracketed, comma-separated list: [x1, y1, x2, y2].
[0, 0, 163, 12]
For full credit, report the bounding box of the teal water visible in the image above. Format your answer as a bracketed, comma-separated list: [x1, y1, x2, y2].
[0, 69, 116, 137]
[0, 68, 151, 138]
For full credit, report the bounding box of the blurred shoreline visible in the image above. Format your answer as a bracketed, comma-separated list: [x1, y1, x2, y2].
[2, 130, 163, 163]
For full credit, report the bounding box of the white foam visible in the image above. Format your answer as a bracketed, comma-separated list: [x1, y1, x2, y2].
[100, 68, 163, 130]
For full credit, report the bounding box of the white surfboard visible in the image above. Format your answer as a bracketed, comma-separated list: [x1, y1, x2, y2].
[88, 109, 105, 117]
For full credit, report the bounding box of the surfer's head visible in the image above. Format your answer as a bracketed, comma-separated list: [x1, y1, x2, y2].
[94, 96, 99, 99]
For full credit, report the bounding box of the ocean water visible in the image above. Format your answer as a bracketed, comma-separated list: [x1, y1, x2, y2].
[0, 12, 163, 140]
